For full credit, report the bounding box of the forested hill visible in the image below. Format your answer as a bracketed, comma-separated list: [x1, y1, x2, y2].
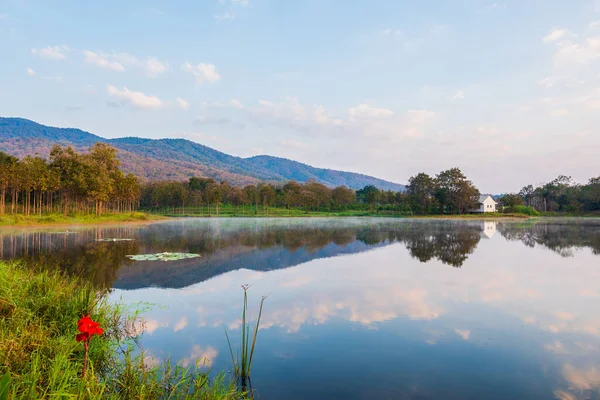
[0, 117, 405, 191]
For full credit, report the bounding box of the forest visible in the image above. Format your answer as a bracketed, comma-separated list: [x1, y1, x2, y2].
[1, 144, 599, 217]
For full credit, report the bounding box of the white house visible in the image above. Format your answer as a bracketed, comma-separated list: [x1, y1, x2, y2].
[471, 195, 497, 213]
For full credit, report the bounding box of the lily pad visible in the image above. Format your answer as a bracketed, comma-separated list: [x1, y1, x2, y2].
[95, 238, 135, 242]
[126, 252, 201, 262]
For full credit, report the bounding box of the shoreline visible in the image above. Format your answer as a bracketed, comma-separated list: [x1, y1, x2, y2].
[0, 213, 170, 230]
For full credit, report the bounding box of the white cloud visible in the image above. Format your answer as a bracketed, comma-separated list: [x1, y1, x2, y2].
[348, 104, 394, 119]
[84, 50, 125, 71]
[453, 90, 465, 100]
[83, 50, 168, 76]
[179, 345, 218, 368]
[26, 68, 63, 82]
[590, 21, 600, 30]
[173, 317, 188, 332]
[230, 99, 243, 108]
[182, 62, 221, 84]
[258, 99, 275, 108]
[543, 28, 572, 43]
[31, 45, 68, 60]
[232, 0, 249, 5]
[553, 37, 600, 65]
[107, 85, 163, 109]
[143, 57, 169, 77]
[176, 97, 190, 110]
[455, 329, 471, 340]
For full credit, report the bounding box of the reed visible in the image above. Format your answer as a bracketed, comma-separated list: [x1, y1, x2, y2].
[225, 285, 266, 391]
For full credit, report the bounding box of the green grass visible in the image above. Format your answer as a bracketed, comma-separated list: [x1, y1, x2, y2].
[0, 212, 165, 227]
[224, 286, 265, 392]
[0, 261, 246, 399]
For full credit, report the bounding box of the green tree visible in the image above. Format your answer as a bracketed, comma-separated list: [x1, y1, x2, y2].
[407, 173, 436, 215]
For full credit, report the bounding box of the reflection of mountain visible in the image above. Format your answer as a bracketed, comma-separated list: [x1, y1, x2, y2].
[1, 220, 490, 289]
[114, 240, 381, 290]
[3, 219, 598, 290]
[498, 219, 600, 257]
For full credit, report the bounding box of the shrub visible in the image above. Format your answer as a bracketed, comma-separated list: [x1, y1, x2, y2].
[514, 205, 540, 216]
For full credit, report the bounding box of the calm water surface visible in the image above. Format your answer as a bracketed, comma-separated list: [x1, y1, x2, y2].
[1, 218, 600, 400]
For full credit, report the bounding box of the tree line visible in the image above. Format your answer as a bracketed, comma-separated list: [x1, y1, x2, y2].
[0, 144, 140, 216]
[1, 143, 489, 216]
[499, 175, 600, 213]
[141, 167, 482, 215]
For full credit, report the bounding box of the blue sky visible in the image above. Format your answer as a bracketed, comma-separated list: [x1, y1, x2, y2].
[1, 0, 600, 192]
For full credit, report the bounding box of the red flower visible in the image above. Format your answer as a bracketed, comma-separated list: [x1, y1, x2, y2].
[77, 314, 104, 338]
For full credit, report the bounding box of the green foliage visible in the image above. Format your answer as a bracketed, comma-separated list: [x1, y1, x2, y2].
[513, 205, 540, 216]
[1, 145, 140, 217]
[0, 261, 245, 399]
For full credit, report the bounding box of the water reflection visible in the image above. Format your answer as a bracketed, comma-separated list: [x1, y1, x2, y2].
[2, 218, 600, 399]
[1, 219, 600, 291]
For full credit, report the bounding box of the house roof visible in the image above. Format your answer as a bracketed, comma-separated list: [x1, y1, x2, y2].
[478, 195, 496, 203]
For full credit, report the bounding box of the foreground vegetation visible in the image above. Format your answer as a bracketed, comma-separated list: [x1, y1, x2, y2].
[0, 261, 245, 399]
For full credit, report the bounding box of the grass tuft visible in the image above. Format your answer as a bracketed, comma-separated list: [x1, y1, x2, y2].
[225, 285, 266, 392]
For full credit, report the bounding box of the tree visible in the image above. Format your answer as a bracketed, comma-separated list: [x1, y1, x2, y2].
[356, 185, 379, 210]
[282, 181, 302, 214]
[499, 193, 524, 212]
[205, 181, 222, 215]
[331, 186, 356, 209]
[259, 185, 276, 214]
[0, 152, 18, 215]
[407, 173, 436, 215]
[435, 168, 479, 214]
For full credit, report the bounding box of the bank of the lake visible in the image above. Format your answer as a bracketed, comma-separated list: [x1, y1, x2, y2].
[0, 261, 245, 399]
[0, 212, 168, 228]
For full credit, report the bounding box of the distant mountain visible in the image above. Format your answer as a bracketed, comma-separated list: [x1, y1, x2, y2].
[0, 117, 405, 191]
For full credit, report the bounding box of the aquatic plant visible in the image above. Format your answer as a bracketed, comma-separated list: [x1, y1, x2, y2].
[225, 285, 266, 391]
[126, 252, 201, 262]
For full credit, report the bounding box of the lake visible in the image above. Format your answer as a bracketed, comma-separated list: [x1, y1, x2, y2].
[1, 218, 599, 399]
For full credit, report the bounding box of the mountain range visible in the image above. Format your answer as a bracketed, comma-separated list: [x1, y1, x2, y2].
[0, 117, 405, 191]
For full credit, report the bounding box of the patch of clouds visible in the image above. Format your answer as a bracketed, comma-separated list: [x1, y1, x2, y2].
[455, 329, 471, 340]
[543, 26, 600, 65]
[106, 85, 163, 109]
[230, 99, 243, 108]
[176, 97, 190, 110]
[348, 104, 395, 119]
[452, 90, 465, 100]
[179, 345, 218, 368]
[26, 68, 63, 82]
[83, 50, 169, 76]
[181, 62, 221, 84]
[543, 28, 574, 43]
[31, 45, 69, 60]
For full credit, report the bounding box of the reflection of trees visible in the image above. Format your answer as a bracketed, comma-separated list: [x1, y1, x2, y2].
[498, 220, 600, 257]
[389, 222, 482, 267]
[0, 228, 138, 288]
[0, 221, 488, 290]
